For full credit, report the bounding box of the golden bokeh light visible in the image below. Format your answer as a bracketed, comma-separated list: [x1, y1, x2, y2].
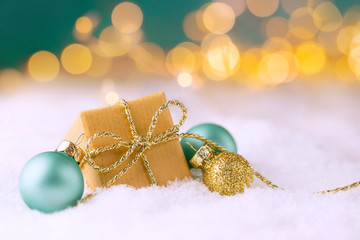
[335, 56, 357, 82]
[183, 11, 208, 41]
[246, 0, 279, 18]
[265, 17, 289, 38]
[98, 26, 133, 57]
[206, 37, 240, 73]
[177, 72, 193, 87]
[86, 52, 112, 77]
[166, 46, 197, 75]
[216, 0, 246, 17]
[128, 29, 143, 45]
[196, 10, 210, 33]
[105, 91, 119, 105]
[61, 44, 92, 74]
[202, 2, 235, 34]
[0, 69, 24, 92]
[337, 26, 359, 55]
[317, 30, 340, 56]
[259, 53, 289, 85]
[280, 51, 299, 82]
[240, 48, 261, 79]
[4, 0, 360, 89]
[237, 47, 270, 89]
[74, 30, 91, 42]
[262, 37, 292, 54]
[349, 33, 360, 53]
[130, 42, 166, 74]
[313, 2, 342, 32]
[295, 41, 326, 75]
[259, 51, 298, 84]
[28, 51, 60, 82]
[202, 35, 240, 80]
[280, 0, 307, 15]
[177, 42, 203, 71]
[348, 46, 360, 77]
[111, 2, 143, 33]
[201, 34, 227, 51]
[289, 7, 318, 39]
[75, 16, 93, 34]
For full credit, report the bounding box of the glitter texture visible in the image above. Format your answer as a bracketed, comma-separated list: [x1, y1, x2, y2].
[202, 151, 254, 195]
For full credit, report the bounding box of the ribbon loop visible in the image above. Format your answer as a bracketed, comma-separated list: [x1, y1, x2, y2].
[133, 135, 152, 150]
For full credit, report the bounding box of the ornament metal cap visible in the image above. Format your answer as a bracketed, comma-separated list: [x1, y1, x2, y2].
[189, 144, 215, 168]
[56, 140, 84, 163]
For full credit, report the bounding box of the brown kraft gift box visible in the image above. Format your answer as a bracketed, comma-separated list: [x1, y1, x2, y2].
[64, 92, 191, 189]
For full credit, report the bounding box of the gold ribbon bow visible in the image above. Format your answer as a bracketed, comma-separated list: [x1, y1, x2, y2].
[82, 98, 280, 190]
[83, 99, 189, 188]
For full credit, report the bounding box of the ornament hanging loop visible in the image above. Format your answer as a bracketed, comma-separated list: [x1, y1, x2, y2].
[75, 133, 85, 146]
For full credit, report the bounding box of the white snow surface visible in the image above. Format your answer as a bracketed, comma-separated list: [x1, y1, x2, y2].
[1, 77, 360, 239]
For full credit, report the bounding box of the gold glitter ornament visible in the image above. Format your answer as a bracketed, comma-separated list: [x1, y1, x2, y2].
[190, 144, 254, 195]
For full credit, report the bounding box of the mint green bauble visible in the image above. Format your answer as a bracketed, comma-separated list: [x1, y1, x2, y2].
[19, 151, 84, 213]
[180, 123, 237, 168]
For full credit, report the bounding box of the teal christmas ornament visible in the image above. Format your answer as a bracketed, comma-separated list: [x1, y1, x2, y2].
[19, 144, 84, 213]
[180, 123, 237, 168]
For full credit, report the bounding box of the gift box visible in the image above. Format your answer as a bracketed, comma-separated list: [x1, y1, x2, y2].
[64, 92, 191, 189]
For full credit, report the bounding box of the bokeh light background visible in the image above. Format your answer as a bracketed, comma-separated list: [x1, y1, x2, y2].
[1, 0, 360, 101]
[2, 2, 360, 237]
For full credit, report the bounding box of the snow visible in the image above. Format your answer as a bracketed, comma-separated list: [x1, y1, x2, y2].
[1, 77, 360, 239]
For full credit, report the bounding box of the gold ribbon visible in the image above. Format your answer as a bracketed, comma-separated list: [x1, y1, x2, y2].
[83, 99, 190, 188]
[81, 98, 360, 195]
[82, 98, 278, 190]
